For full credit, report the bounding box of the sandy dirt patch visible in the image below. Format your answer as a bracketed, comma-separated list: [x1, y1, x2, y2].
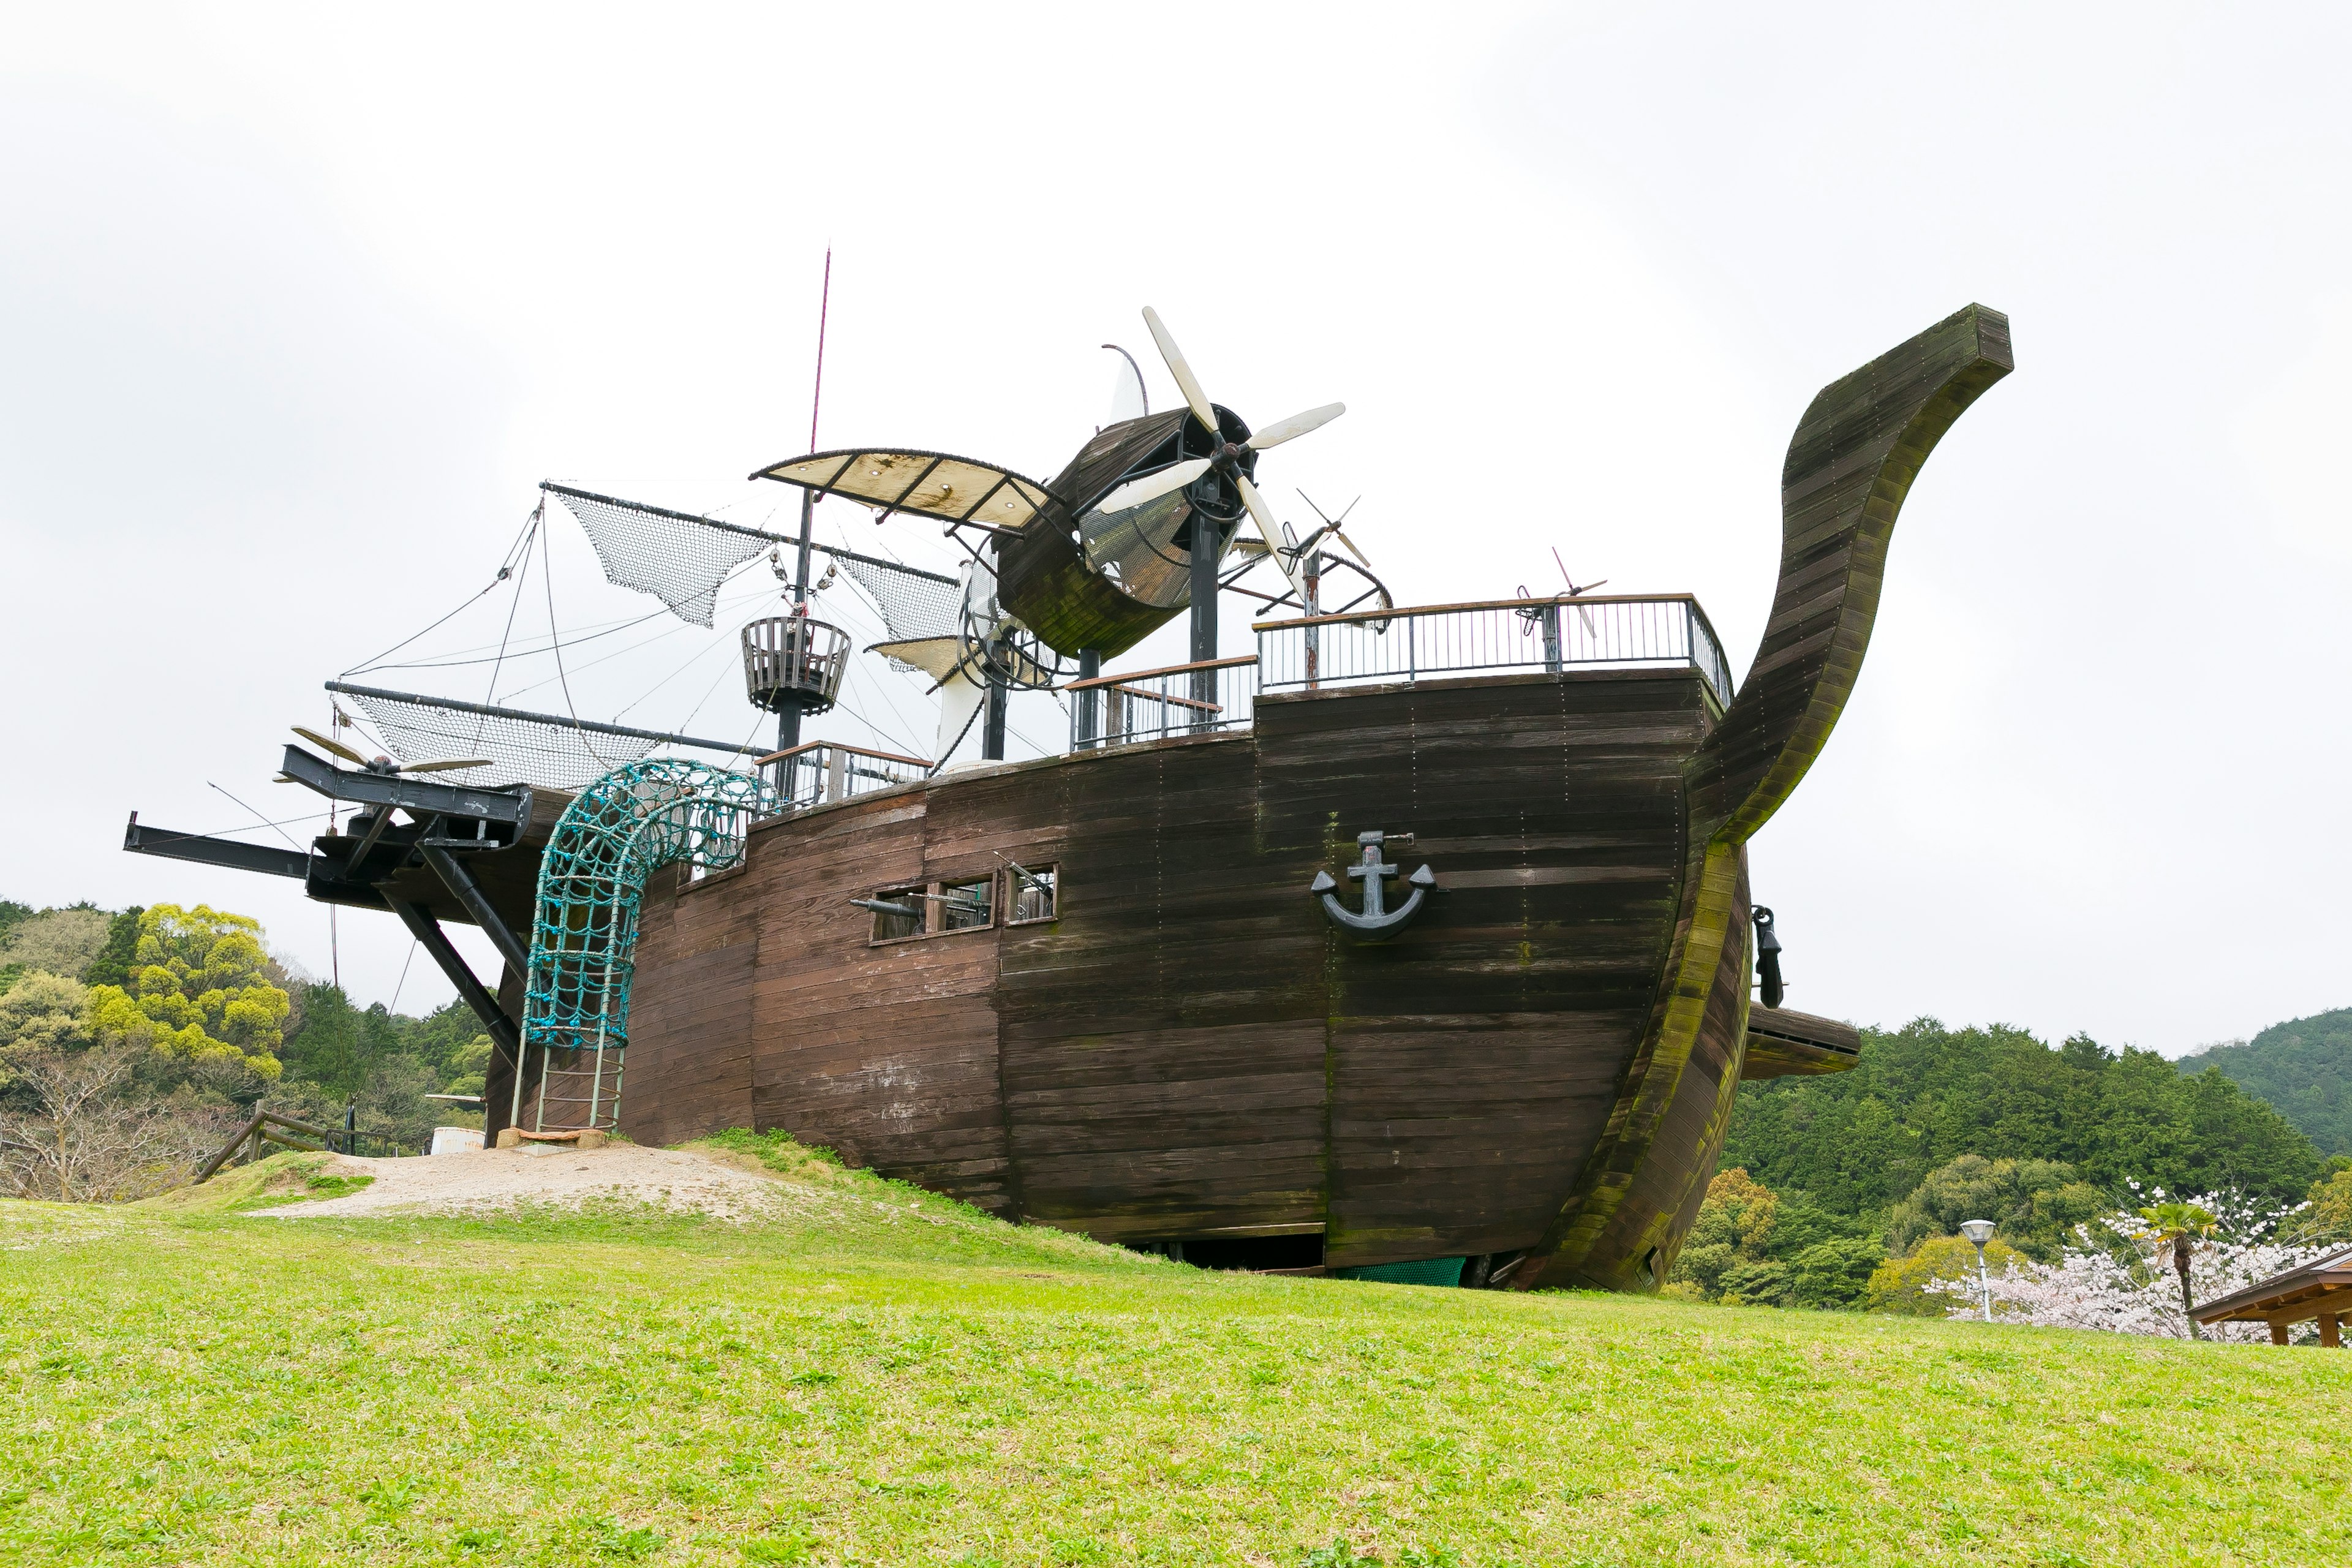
[246, 1144, 791, 1221]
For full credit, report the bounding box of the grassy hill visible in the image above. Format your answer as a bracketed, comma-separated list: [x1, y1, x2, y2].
[2178, 1007, 2352, 1157]
[5, 1141, 2349, 1566]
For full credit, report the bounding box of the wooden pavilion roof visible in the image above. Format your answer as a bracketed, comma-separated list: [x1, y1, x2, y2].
[2191, 1245, 2352, 1325]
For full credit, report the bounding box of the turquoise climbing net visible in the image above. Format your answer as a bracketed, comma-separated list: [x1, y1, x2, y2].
[519, 758, 780, 1130]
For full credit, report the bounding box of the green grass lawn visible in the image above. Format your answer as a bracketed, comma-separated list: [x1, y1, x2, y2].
[4, 1139, 2346, 1567]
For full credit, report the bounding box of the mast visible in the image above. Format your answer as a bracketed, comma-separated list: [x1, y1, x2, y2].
[778, 247, 832, 751]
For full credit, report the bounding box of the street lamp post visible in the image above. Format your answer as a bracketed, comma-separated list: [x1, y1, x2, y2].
[1959, 1219, 1997, 1323]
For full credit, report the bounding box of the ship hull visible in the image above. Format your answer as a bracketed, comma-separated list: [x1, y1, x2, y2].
[621, 666, 1749, 1277]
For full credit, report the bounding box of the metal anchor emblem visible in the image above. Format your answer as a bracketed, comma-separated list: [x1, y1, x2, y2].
[1311, 831, 1436, 942]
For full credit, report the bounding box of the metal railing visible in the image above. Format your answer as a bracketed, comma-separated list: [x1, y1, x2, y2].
[1065, 655, 1260, 752]
[1253, 594, 1733, 706]
[755, 739, 933, 812]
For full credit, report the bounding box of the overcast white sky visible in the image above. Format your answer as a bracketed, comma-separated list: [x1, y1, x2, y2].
[5, 4, 2347, 1054]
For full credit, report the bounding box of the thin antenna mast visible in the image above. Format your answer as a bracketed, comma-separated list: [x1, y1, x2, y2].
[795, 246, 831, 612]
[778, 246, 832, 750]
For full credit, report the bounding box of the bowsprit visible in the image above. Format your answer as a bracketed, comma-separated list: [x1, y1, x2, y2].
[1311, 831, 1437, 942]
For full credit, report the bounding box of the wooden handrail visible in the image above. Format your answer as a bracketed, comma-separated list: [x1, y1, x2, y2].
[1060, 654, 1257, 693]
[1252, 593, 1705, 633]
[194, 1110, 265, 1183]
[753, 739, 934, 770]
[191, 1108, 349, 1185]
[1106, 685, 1221, 714]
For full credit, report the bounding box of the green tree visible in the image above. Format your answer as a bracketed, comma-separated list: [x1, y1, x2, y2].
[1886, 1154, 2105, 1262]
[80, 907, 144, 989]
[0, 907, 111, 981]
[2177, 1009, 2352, 1156]
[1, 971, 92, 1055]
[2297, 1158, 2352, 1244]
[83, 905, 288, 1079]
[1724, 1019, 2321, 1219]
[1790, 1238, 1885, 1309]
[1864, 1234, 2025, 1316]
[1665, 1167, 1780, 1300]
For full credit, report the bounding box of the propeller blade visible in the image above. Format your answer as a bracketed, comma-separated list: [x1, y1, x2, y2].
[398, 758, 494, 774]
[1142, 307, 1220, 437]
[1246, 402, 1345, 451]
[1095, 458, 1211, 516]
[1235, 475, 1305, 597]
[292, 725, 372, 768]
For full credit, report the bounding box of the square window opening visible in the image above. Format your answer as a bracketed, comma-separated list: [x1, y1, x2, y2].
[1010, 865, 1058, 924]
[866, 888, 925, 943]
[938, 878, 993, 932]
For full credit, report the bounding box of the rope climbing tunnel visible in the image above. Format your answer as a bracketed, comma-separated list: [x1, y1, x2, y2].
[516, 759, 781, 1134]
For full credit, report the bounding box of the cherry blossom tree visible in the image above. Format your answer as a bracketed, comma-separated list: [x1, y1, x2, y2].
[1931, 1182, 2343, 1344]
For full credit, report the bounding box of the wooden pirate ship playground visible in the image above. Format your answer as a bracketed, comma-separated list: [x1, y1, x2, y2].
[127, 303, 2015, 1291]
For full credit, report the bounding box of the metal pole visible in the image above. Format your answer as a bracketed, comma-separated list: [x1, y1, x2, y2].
[1975, 1241, 1991, 1322]
[982, 662, 1008, 760]
[1075, 650, 1100, 746]
[1303, 551, 1322, 690]
[1189, 510, 1219, 716]
[510, 1036, 528, 1135]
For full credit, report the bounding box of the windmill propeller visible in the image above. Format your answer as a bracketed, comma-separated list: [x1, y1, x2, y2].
[1552, 547, 1607, 636]
[293, 725, 372, 767]
[1131, 307, 1343, 595]
[292, 726, 489, 776]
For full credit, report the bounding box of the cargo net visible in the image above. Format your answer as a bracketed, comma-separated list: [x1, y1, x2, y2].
[551, 488, 769, 628]
[835, 553, 961, 642]
[519, 759, 783, 1131]
[344, 688, 652, 793]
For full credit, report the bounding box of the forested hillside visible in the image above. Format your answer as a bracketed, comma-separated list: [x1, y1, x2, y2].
[1722, 1018, 2321, 1214]
[2176, 1007, 2352, 1156]
[2, 897, 489, 1200]
[1667, 1017, 2346, 1313]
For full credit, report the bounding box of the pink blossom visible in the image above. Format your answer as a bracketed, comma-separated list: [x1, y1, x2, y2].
[1928, 1183, 2335, 1343]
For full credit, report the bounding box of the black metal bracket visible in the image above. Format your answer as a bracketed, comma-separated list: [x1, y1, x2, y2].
[391, 900, 520, 1060]
[123, 813, 311, 879]
[420, 843, 531, 977]
[279, 744, 532, 835]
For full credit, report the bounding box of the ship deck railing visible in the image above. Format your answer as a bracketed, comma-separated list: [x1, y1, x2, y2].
[747, 598, 1735, 796]
[1065, 655, 1261, 752]
[754, 739, 934, 813]
[1252, 594, 1733, 708]
[1054, 595, 1730, 757]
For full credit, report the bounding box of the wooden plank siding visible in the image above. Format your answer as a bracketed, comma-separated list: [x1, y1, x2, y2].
[622, 663, 1717, 1268]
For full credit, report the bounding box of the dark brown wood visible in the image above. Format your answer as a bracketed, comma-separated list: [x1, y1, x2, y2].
[2193, 1254, 2352, 1328]
[1741, 1006, 1865, 1079]
[623, 666, 1714, 1265]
